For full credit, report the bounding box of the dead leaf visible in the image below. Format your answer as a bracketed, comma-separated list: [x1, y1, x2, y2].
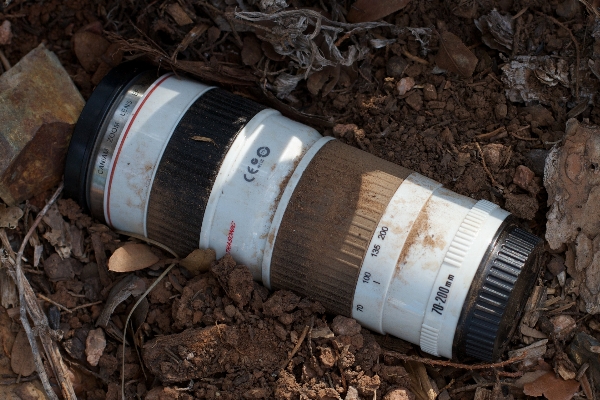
[436, 31, 478, 78]
[347, 0, 412, 22]
[180, 248, 216, 275]
[191, 136, 217, 146]
[0, 204, 23, 228]
[108, 243, 159, 273]
[96, 275, 147, 328]
[523, 372, 580, 400]
[11, 330, 36, 376]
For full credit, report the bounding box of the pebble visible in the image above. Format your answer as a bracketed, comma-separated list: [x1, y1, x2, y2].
[386, 56, 408, 79]
[44, 253, 77, 281]
[495, 103, 508, 119]
[85, 328, 106, 367]
[331, 315, 361, 336]
[224, 304, 237, 318]
[383, 388, 415, 400]
[423, 83, 437, 101]
[405, 91, 423, 111]
[513, 165, 535, 191]
[547, 256, 565, 276]
[396, 77, 415, 96]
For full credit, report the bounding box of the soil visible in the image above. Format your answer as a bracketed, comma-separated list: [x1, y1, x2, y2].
[0, 0, 599, 399]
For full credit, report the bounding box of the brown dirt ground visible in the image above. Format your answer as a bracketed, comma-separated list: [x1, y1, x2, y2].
[0, 0, 599, 399]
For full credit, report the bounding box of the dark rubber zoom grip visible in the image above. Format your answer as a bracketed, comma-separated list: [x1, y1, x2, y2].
[146, 89, 266, 256]
[455, 225, 542, 361]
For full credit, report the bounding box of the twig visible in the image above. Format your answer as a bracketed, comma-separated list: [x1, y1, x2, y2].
[0, 49, 11, 71]
[512, 7, 529, 19]
[475, 127, 506, 140]
[10, 183, 76, 400]
[402, 48, 429, 65]
[535, 11, 580, 99]
[70, 300, 103, 312]
[275, 325, 310, 375]
[37, 293, 70, 313]
[510, 132, 538, 141]
[121, 262, 177, 399]
[383, 350, 527, 370]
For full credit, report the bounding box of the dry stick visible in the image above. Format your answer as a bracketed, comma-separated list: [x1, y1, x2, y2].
[12, 183, 76, 400]
[121, 260, 178, 400]
[36, 294, 103, 314]
[535, 11, 580, 99]
[475, 126, 506, 140]
[402, 48, 429, 65]
[275, 325, 310, 375]
[383, 350, 527, 370]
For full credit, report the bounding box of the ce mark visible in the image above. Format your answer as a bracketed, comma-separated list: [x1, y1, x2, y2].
[243, 146, 270, 182]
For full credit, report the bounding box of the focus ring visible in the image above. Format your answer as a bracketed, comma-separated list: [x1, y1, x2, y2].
[464, 227, 540, 360]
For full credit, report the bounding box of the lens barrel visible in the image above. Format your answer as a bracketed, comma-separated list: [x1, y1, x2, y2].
[65, 63, 543, 361]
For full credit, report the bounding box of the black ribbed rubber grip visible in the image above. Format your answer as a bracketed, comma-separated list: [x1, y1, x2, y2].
[460, 226, 542, 361]
[146, 89, 266, 256]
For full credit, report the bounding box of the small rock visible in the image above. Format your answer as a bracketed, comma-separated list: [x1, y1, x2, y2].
[312, 326, 334, 339]
[405, 91, 423, 111]
[262, 290, 300, 317]
[482, 143, 506, 171]
[551, 315, 576, 340]
[331, 315, 361, 336]
[547, 256, 566, 276]
[72, 31, 110, 73]
[386, 56, 408, 79]
[85, 328, 106, 367]
[211, 254, 254, 307]
[396, 77, 415, 96]
[319, 346, 338, 368]
[224, 304, 237, 318]
[527, 149, 549, 177]
[513, 165, 536, 191]
[44, 253, 76, 281]
[241, 35, 263, 66]
[383, 388, 415, 400]
[317, 388, 340, 400]
[0, 20, 12, 45]
[378, 365, 410, 385]
[495, 103, 508, 119]
[422, 83, 437, 101]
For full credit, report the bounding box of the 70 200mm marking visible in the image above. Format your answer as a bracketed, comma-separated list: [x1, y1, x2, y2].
[431, 274, 454, 315]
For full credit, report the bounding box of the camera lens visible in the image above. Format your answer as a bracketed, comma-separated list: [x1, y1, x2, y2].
[65, 63, 543, 361]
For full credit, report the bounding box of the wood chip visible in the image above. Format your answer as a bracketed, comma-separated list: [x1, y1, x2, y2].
[166, 3, 193, 26]
[520, 324, 548, 339]
[108, 243, 159, 272]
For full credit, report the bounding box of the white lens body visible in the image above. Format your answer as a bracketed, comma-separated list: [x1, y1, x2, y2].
[98, 74, 510, 358]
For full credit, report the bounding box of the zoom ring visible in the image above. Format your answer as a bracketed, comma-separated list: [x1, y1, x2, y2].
[464, 227, 540, 360]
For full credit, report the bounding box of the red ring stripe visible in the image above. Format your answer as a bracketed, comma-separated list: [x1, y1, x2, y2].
[105, 74, 173, 227]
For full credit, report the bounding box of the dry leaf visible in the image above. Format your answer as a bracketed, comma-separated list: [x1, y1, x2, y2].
[0, 204, 23, 228]
[523, 372, 580, 400]
[436, 31, 478, 78]
[347, 0, 412, 22]
[108, 243, 159, 272]
[11, 330, 36, 376]
[180, 248, 216, 275]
